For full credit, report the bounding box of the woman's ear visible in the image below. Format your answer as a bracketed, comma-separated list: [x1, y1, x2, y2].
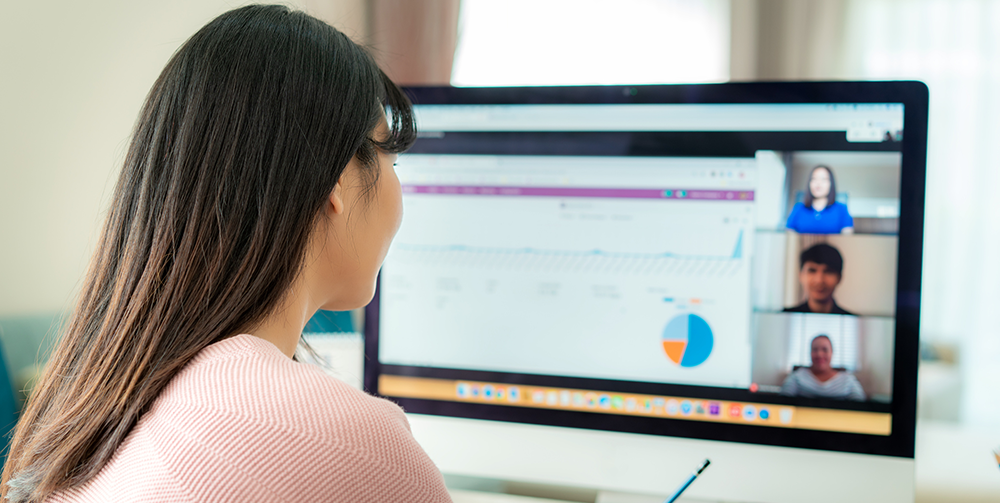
[329, 176, 345, 215]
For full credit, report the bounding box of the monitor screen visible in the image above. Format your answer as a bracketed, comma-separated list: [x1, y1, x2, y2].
[366, 84, 926, 459]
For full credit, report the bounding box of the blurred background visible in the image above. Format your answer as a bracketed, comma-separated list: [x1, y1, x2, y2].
[1, 0, 997, 482]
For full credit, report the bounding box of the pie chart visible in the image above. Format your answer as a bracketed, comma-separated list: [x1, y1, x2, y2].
[661, 314, 714, 367]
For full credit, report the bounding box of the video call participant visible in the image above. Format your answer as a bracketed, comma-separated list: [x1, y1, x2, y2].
[784, 243, 855, 315]
[781, 335, 866, 401]
[786, 165, 854, 234]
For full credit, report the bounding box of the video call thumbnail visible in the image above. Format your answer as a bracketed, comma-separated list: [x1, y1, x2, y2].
[782, 151, 901, 236]
[750, 150, 899, 404]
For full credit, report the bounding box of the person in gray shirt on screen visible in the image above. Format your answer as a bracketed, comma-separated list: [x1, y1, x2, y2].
[781, 335, 866, 401]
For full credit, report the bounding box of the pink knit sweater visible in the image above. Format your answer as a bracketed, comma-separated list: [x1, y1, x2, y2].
[48, 334, 453, 502]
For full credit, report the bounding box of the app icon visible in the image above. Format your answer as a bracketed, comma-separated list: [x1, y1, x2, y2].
[586, 393, 598, 408]
[729, 404, 742, 418]
[456, 383, 470, 398]
[572, 392, 585, 407]
[625, 398, 637, 412]
[531, 390, 545, 404]
[599, 395, 611, 409]
[546, 390, 559, 406]
[695, 402, 706, 415]
[471, 386, 481, 398]
[495, 387, 505, 400]
[653, 398, 665, 411]
[708, 402, 721, 416]
[508, 387, 521, 402]
[666, 399, 679, 415]
[780, 408, 794, 424]
[681, 400, 693, 416]
[611, 396, 624, 410]
[560, 390, 572, 407]
[483, 385, 494, 400]
[643, 399, 653, 412]
[742, 405, 757, 421]
[759, 408, 770, 420]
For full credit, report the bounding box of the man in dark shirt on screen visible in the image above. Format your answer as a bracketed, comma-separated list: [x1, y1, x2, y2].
[784, 243, 855, 316]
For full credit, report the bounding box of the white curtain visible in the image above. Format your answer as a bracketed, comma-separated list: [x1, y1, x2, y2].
[840, 0, 1000, 426]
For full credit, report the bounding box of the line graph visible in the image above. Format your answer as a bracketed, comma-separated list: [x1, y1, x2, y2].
[388, 231, 746, 277]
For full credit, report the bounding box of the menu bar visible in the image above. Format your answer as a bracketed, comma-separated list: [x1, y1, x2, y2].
[413, 104, 905, 135]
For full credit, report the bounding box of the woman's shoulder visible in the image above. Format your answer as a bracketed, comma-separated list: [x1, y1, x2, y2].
[157, 334, 402, 430]
[790, 367, 818, 384]
[112, 335, 449, 502]
[786, 203, 807, 228]
[782, 367, 811, 387]
[788, 202, 807, 214]
[829, 201, 852, 215]
[832, 370, 862, 385]
[789, 367, 813, 378]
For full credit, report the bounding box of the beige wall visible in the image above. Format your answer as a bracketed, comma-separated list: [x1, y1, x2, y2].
[855, 316, 894, 400]
[786, 151, 902, 209]
[0, 0, 367, 317]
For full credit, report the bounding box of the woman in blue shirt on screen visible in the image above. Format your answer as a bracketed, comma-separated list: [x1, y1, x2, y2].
[786, 165, 854, 234]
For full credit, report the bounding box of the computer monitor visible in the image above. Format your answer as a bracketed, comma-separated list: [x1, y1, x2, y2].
[365, 82, 927, 503]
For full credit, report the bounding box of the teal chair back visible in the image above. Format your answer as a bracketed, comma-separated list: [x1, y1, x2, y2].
[0, 341, 20, 467]
[0, 312, 66, 467]
[303, 310, 354, 333]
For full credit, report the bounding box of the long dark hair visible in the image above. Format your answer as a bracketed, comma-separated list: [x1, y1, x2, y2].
[2, 5, 415, 501]
[803, 165, 837, 208]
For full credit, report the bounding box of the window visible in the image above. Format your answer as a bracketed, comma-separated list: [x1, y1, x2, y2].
[451, 0, 730, 86]
[842, 0, 1000, 425]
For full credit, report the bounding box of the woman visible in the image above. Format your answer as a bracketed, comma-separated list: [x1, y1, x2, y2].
[785, 165, 854, 234]
[2, 6, 451, 503]
[781, 335, 865, 401]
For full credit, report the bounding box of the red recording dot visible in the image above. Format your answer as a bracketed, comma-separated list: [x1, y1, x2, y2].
[750, 383, 759, 392]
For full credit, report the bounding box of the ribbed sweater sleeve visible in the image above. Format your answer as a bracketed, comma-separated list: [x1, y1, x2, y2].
[48, 335, 452, 503]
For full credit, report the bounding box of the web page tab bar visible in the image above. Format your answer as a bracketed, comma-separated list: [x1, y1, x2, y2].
[414, 104, 905, 133]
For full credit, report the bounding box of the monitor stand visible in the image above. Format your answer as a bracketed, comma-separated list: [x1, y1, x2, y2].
[450, 487, 720, 503]
[447, 474, 723, 503]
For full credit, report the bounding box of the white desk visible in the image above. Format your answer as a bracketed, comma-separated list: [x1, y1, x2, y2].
[914, 421, 1000, 503]
[448, 420, 1000, 503]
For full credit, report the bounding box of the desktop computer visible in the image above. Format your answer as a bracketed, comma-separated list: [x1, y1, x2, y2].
[365, 82, 928, 502]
